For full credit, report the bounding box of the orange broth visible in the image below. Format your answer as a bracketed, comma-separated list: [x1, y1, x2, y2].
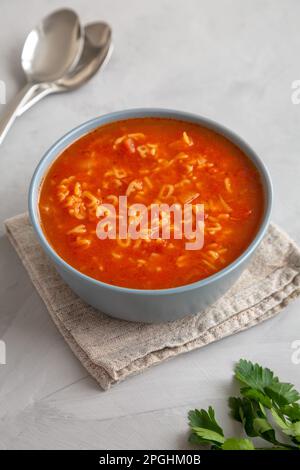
[38, 118, 264, 289]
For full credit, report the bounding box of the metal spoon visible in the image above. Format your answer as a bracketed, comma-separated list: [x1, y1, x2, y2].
[17, 22, 113, 116]
[0, 9, 83, 144]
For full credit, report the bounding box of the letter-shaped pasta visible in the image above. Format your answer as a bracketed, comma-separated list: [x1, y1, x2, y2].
[158, 184, 174, 200]
[126, 180, 143, 197]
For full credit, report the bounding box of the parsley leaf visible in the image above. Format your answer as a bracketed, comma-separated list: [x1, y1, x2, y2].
[265, 382, 300, 406]
[281, 403, 300, 422]
[271, 408, 300, 445]
[229, 396, 277, 444]
[235, 359, 300, 407]
[188, 406, 225, 447]
[235, 359, 275, 391]
[240, 387, 272, 408]
[222, 438, 255, 450]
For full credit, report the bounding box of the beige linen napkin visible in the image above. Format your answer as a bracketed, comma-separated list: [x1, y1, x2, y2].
[4, 213, 300, 389]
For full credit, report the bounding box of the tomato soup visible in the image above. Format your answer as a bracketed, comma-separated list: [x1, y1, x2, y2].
[38, 118, 264, 289]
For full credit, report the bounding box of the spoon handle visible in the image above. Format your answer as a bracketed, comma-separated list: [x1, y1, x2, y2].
[0, 83, 40, 145]
[17, 83, 55, 117]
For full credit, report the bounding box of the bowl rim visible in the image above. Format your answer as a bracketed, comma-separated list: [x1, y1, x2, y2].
[28, 107, 273, 296]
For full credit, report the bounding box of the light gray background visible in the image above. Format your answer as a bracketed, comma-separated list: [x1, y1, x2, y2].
[0, 0, 300, 450]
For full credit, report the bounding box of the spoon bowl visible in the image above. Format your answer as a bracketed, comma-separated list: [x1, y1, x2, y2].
[21, 9, 83, 82]
[18, 22, 113, 115]
[58, 22, 112, 90]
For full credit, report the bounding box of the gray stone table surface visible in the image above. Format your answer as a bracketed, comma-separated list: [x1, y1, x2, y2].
[0, 0, 300, 450]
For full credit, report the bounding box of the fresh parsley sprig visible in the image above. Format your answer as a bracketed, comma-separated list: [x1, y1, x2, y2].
[188, 359, 300, 450]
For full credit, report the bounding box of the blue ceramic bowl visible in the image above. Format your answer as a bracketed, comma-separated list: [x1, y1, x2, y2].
[28, 108, 272, 323]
